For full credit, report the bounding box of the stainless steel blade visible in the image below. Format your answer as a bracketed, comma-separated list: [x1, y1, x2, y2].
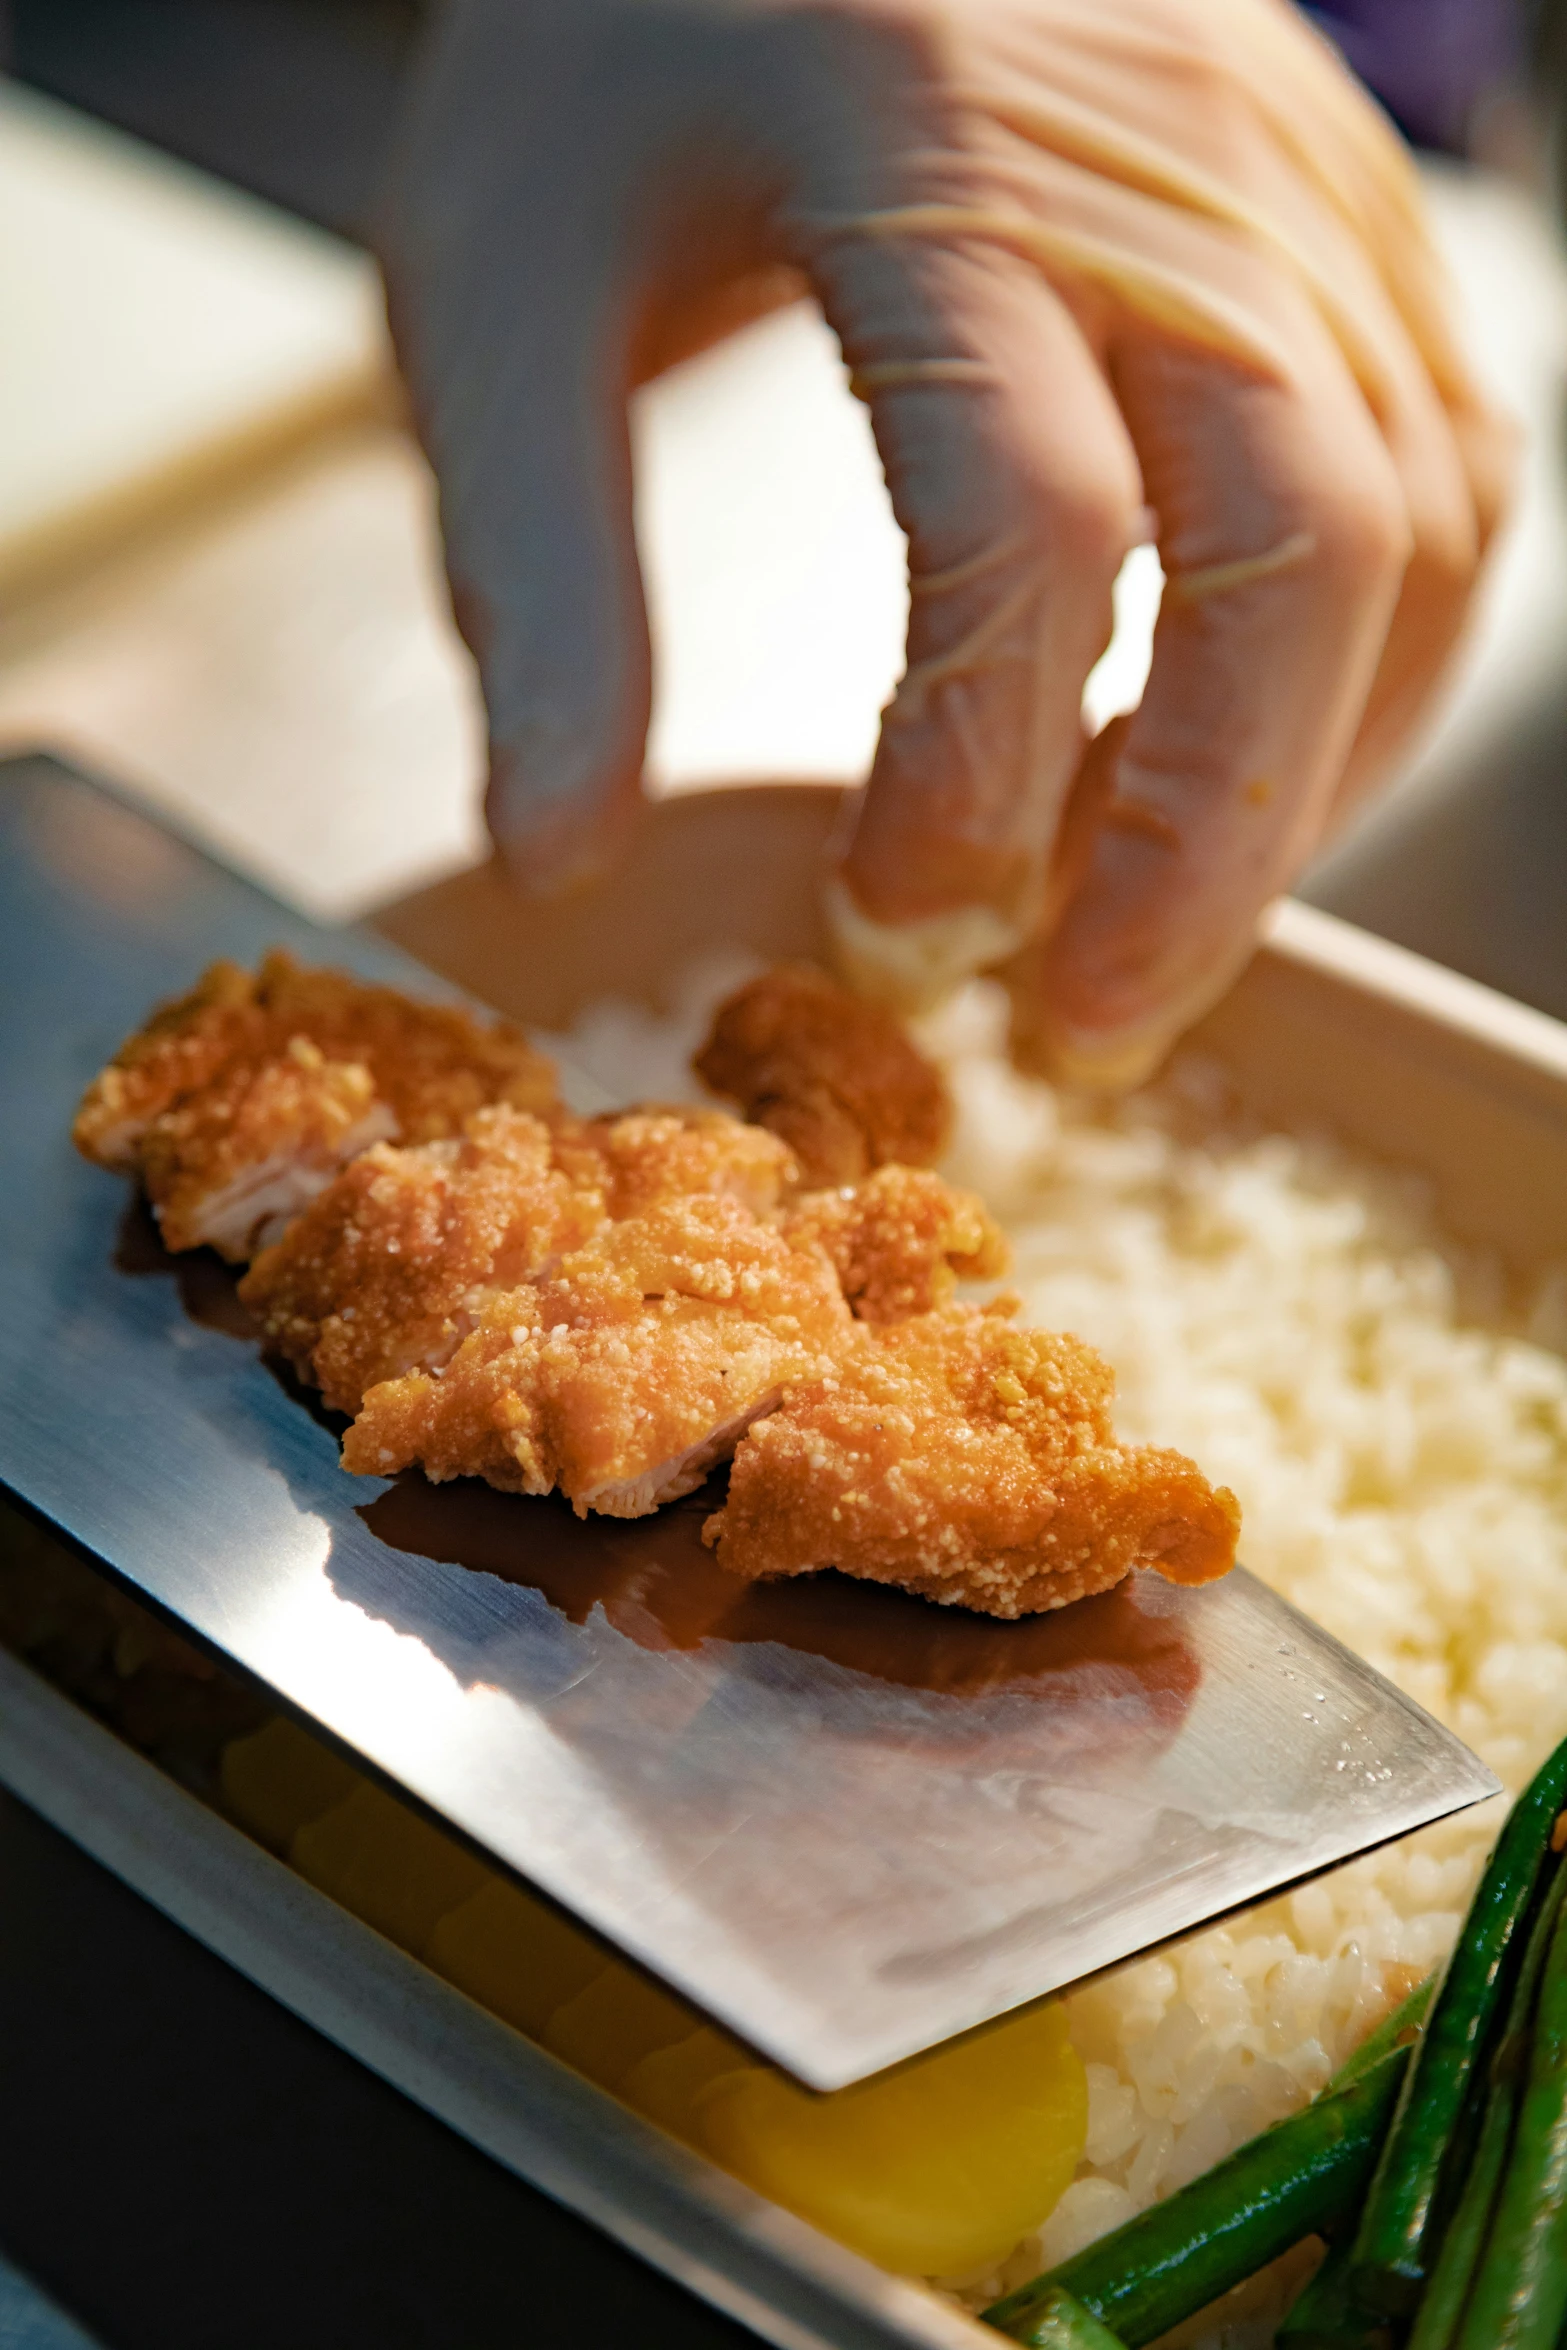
[0, 755, 1499, 2088]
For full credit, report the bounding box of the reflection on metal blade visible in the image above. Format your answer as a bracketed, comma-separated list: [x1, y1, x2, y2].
[0, 756, 1499, 2088]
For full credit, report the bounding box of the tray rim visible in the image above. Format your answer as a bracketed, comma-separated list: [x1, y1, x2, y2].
[0, 1641, 992, 2350]
[1261, 894, 1567, 1083]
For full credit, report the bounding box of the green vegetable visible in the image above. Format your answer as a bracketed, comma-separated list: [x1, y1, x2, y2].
[1326, 1973, 1436, 2093]
[1453, 1886, 1567, 2350]
[1407, 2076, 1516, 2350]
[1408, 1859, 1567, 2350]
[1004, 2287, 1128, 2349]
[1271, 1973, 1440, 2348]
[1276, 2238, 1382, 2349]
[1353, 1736, 1567, 2313]
[983, 2047, 1409, 2350]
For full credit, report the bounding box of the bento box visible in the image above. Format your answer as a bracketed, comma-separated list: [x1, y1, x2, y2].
[4, 753, 1566, 2350]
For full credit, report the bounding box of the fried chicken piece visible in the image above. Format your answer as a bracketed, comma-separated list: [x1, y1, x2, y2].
[239, 1107, 608, 1413]
[705, 1306, 1241, 1618]
[72, 958, 264, 1171]
[343, 1194, 850, 1518]
[242, 1102, 797, 1414]
[139, 1041, 400, 1258]
[782, 1165, 1009, 1322]
[74, 950, 559, 1259]
[693, 965, 951, 1187]
[558, 1106, 799, 1219]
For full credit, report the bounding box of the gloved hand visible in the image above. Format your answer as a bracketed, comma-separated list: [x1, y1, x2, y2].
[381, 0, 1512, 1083]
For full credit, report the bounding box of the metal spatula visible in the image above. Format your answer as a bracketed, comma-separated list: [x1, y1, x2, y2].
[0, 755, 1497, 2089]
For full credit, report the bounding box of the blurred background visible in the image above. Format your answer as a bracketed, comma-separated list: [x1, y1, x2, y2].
[0, 5, 1565, 2346]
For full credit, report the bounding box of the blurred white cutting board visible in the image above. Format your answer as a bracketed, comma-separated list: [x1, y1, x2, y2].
[0, 78, 387, 597]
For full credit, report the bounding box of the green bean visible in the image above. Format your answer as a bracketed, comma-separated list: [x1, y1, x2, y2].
[1454, 1886, 1567, 2350]
[1326, 1973, 1436, 2093]
[1353, 1735, 1567, 2313]
[1003, 2287, 1128, 2349]
[1407, 2078, 1516, 2350]
[1267, 1980, 1441, 2346]
[1275, 2238, 1382, 2349]
[983, 2047, 1409, 2350]
[1407, 1859, 1567, 2350]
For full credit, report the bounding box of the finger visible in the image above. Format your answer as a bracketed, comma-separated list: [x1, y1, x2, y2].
[936, 0, 1507, 985]
[803, 228, 1144, 1007]
[454, 280, 652, 898]
[382, 2, 658, 895]
[1317, 219, 1519, 823]
[1274, 186, 1513, 828]
[1026, 283, 1412, 1084]
[1324, 394, 1517, 838]
[1327, 398, 1483, 824]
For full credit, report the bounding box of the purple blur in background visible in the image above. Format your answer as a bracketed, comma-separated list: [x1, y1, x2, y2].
[1305, 0, 1521, 149]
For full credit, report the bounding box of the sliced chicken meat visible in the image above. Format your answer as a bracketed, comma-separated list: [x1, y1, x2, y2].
[73, 950, 559, 1259]
[705, 1303, 1241, 1617]
[239, 1106, 607, 1413]
[342, 1194, 851, 1517]
[781, 1164, 1009, 1323]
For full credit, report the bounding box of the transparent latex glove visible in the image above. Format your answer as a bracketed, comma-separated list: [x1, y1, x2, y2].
[382, 0, 1512, 1084]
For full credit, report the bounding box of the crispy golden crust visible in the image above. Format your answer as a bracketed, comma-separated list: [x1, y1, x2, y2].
[239, 1107, 607, 1413]
[73, 950, 559, 1260]
[72, 959, 265, 1171]
[561, 1106, 799, 1220]
[248, 953, 558, 1143]
[705, 1306, 1241, 1617]
[141, 1042, 398, 1258]
[342, 1195, 851, 1517]
[693, 965, 951, 1187]
[781, 1165, 1009, 1323]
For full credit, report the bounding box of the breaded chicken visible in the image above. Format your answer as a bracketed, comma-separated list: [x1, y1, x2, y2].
[705, 1305, 1241, 1617]
[241, 1103, 797, 1414]
[560, 1106, 799, 1220]
[73, 958, 266, 1171]
[342, 1194, 851, 1517]
[137, 1042, 400, 1259]
[74, 950, 559, 1259]
[239, 1107, 607, 1413]
[694, 965, 951, 1186]
[781, 1165, 1009, 1323]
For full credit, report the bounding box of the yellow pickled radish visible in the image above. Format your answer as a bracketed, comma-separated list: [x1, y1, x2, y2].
[290, 1781, 488, 1956]
[544, 1959, 703, 2089]
[620, 2026, 754, 2143]
[428, 1879, 610, 2037]
[220, 1716, 363, 1853]
[694, 2001, 1086, 2276]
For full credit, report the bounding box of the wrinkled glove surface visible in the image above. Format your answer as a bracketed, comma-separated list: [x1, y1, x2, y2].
[383, 0, 1511, 1081]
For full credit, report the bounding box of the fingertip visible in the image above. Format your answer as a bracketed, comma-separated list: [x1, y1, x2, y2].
[1009, 919, 1266, 1096]
[823, 870, 1028, 1013]
[484, 734, 646, 901]
[1012, 1014, 1172, 1094]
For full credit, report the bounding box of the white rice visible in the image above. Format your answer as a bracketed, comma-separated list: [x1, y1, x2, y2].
[548, 964, 1567, 2341]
